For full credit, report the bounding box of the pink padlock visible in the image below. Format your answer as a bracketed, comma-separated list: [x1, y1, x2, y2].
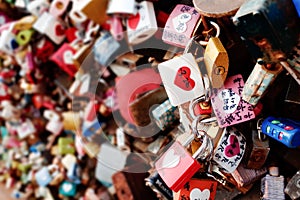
[162, 4, 201, 48]
[49, 0, 71, 18]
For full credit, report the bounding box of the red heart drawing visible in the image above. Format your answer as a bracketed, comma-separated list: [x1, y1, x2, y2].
[225, 135, 240, 157]
[128, 13, 140, 30]
[55, 24, 65, 36]
[174, 66, 195, 91]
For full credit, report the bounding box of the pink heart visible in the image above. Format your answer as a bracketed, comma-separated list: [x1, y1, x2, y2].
[224, 135, 240, 157]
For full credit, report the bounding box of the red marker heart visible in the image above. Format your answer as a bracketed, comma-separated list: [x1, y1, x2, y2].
[174, 66, 195, 91]
[225, 135, 240, 157]
[55, 24, 65, 36]
[128, 13, 140, 30]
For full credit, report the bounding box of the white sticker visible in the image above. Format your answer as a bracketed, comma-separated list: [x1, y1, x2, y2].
[162, 149, 180, 169]
[172, 13, 192, 33]
[190, 188, 210, 200]
[217, 89, 240, 114]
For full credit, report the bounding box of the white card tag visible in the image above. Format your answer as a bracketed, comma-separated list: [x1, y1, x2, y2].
[158, 53, 205, 106]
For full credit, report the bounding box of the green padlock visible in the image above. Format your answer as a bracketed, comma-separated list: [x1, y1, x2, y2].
[58, 137, 75, 155]
[16, 29, 35, 46]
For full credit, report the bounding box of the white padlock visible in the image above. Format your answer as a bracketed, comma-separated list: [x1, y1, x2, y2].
[27, 0, 50, 16]
[106, 0, 136, 15]
[0, 29, 18, 55]
[126, 1, 157, 45]
[33, 12, 66, 44]
[43, 110, 60, 121]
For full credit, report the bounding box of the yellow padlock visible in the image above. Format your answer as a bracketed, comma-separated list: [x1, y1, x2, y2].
[14, 15, 37, 31]
[204, 37, 229, 88]
[16, 29, 35, 46]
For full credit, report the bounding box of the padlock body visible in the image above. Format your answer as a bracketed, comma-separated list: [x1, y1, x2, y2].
[285, 171, 300, 200]
[155, 141, 201, 192]
[261, 116, 300, 148]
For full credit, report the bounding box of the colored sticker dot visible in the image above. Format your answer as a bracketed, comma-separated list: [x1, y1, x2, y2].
[271, 120, 280, 124]
[284, 126, 294, 131]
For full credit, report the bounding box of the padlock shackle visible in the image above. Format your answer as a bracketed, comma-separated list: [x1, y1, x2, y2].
[257, 118, 267, 141]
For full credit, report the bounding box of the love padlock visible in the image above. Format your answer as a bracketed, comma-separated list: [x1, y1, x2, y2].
[158, 53, 210, 106]
[0, 29, 18, 55]
[162, 4, 201, 48]
[106, 0, 136, 16]
[285, 170, 300, 200]
[50, 43, 78, 77]
[212, 126, 246, 173]
[15, 29, 35, 46]
[126, 1, 157, 45]
[154, 132, 212, 192]
[33, 12, 66, 44]
[174, 179, 217, 200]
[49, 0, 70, 18]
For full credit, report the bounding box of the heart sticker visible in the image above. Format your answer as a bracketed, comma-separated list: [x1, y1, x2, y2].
[128, 13, 140, 30]
[63, 182, 72, 192]
[190, 188, 210, 200]
[224, 135, 240, 157]
[63, 50, 74, 65]
[174, 66, 195, 91]
[162, 149, 180, 169]
[55, 24, 65, 36]
[218, 89, 240, 114]
[172, 13, 192, 33]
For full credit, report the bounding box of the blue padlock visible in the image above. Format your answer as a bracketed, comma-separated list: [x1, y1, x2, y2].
[261, 116, 300, 148]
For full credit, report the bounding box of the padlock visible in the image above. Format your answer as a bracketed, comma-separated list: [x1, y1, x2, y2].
[106, 0, 136, 16]
[212, 126, 246, 173]
[33, 12, 66, 45]
[231, 163, 267, 188]
[15, 29, 35, 46]
[70, 0, 108, 25]
[58, 137, 75, 155]
[59, 181, 77, 197]
[293, 0, 300, 17]
[173, 178, 217, 200]
[207, 165, 236, 191]
[151, 99, 179, 131]
[261, 116, 300, 148]
[189, 96, 212, 119]
[27, 0, 50, 16]
[34, 38, 55, 63]
[162, 4, 201, 48]
[204, 37, 229, 88]
[260, 166, 285, 200]
[13, 15, 37, 31]
[210, 74, 255, 128]
[46, 119, 63, 135]
[0, 29, 18, 55]
[158, 53, 210, 106]
[93, 31, 120, 67]
[35, 167, 53, 187]
[49, 0, 71, 18]
[16, 118, 36, 140]
[126, 1, 158, 45]
[82, 119, 104, 138]
[43, 110, 60, 121]
[232, 0, 300, 59]
[154, 132, 212, 192]
[242, 59, 283, 106]
[145, 171, 173, 200]
[50, 43, 78, 77]
[246, 119, 270, 169]
[285, 170, 300, 200]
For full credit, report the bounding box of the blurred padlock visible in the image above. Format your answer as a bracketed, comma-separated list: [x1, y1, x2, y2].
[34, 38, 55, 63]
[154, 132, 212, 192]
[231, 164, 267, 188]
[126, 1, 157, 45]
[58, 137, 75, 155]
[16, 29, 35, 46]
[27, 0, 50, 16]
[46, 120, 63, 136]
[59, 181, 77, 197]
[70, 0, 108, 25]
[106, 0, 136, 16]
[174, 178, 217, 200]
[49, 0, 70, 18]
[0, 29, 18, 55]
[285, 170, 300, 200]
[151, 99, 179, 131]
[232, 0, 300, 58]
[145, 171, 173, 200]
[242, 59, 283, 106]
[189, 97, 212, 118]
[261, 116, 300, 148]
[50, 43, 78, 77]
[93, 31, 120, 66]
[204, 37, 229, 88]
[162, 4, 201, 48]
[16, 118, 36, 140]
[212, 126, 246, 173]
[261, 166, 285, 200]
[33, 12, 66, 44]
[246, 120, 270, 169]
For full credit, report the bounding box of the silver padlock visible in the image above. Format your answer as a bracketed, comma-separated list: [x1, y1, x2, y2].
[285, 170, 300, 200]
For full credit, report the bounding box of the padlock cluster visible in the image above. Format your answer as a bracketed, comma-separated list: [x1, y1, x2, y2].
[0, 0, 299, 199]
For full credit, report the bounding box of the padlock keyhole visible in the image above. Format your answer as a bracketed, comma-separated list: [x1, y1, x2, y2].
[55, 1, 64, 10]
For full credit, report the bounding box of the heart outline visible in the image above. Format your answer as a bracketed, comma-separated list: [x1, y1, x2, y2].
[161, 149, 180, 169]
